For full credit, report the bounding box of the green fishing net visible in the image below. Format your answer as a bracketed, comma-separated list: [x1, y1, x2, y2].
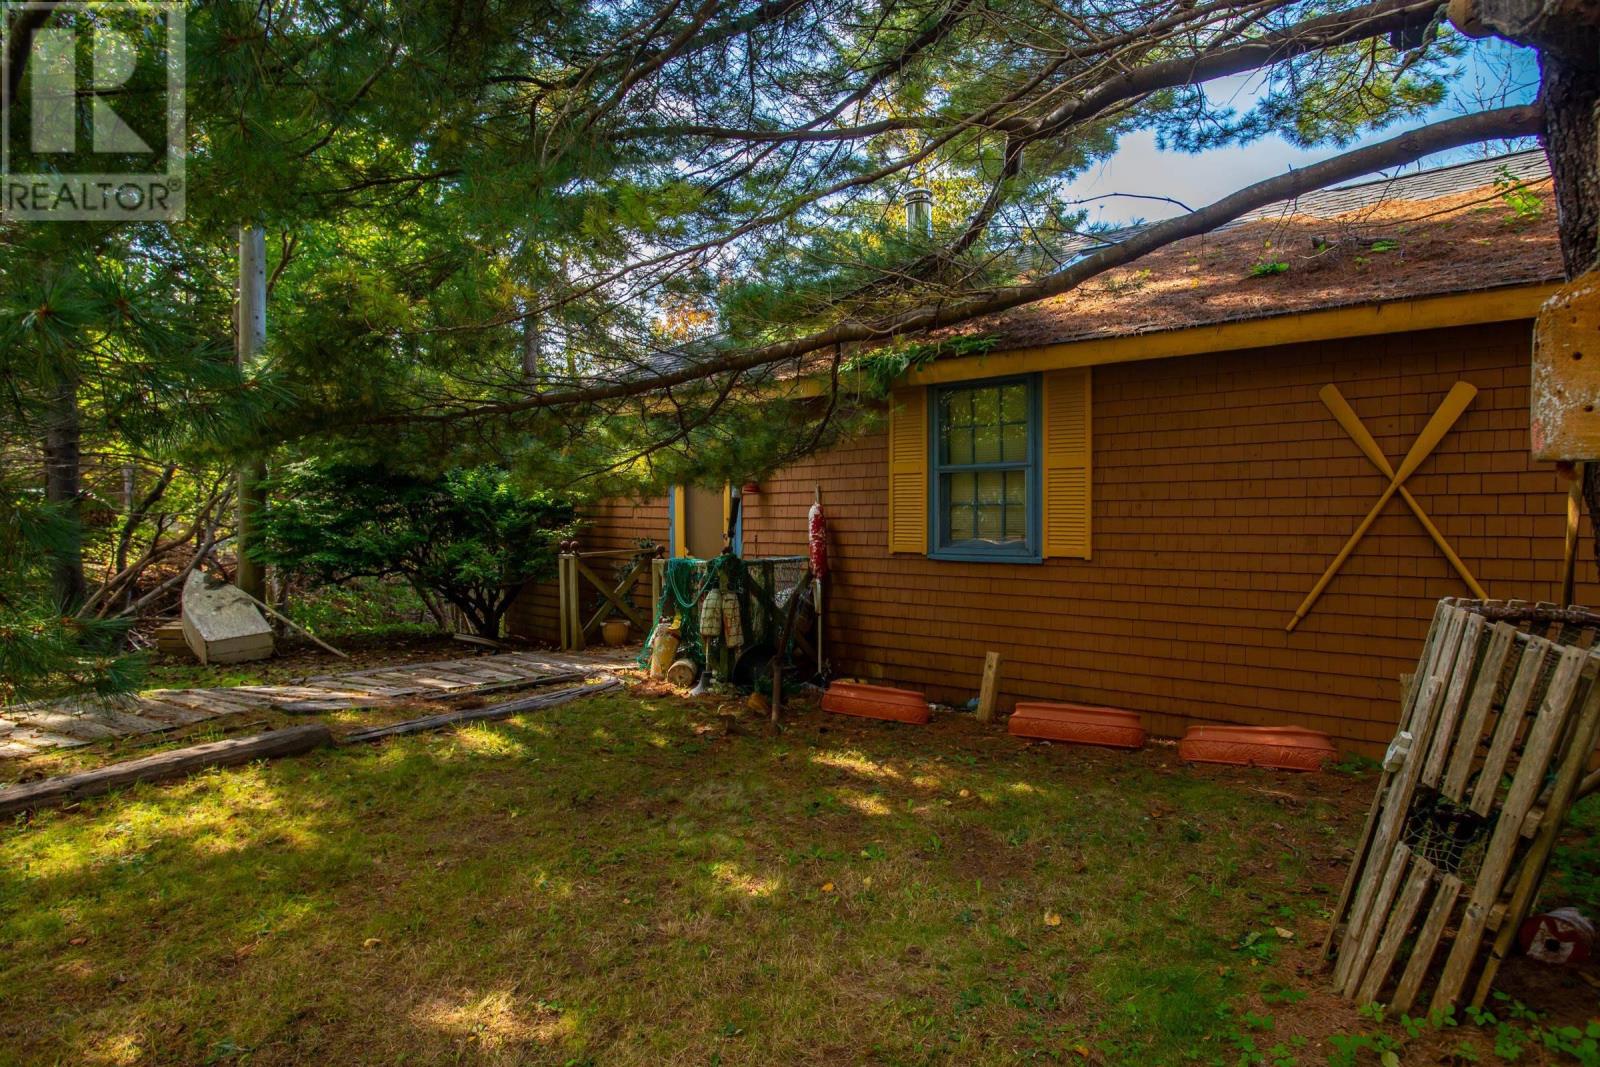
[638, 554, 810, 682]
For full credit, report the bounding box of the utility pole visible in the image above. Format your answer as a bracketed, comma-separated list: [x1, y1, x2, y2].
[235, 225, 267, 601]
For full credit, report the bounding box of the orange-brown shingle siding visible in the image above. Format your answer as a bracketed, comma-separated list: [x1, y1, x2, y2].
[509, 321, 1589, 756]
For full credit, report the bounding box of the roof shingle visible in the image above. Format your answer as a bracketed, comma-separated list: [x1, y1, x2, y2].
[957, 149, 1561, 352]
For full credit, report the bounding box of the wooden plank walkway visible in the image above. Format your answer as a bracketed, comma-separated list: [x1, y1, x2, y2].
[0, 649, 632, 760]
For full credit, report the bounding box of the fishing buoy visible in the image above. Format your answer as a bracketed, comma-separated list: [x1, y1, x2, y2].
[808, 498, 829, 579]
[721, 591, 744, 648]
[665, 657, 699, 689]
[648, 622, 680, 679]
[1519, 908, 1595, 965]
[699, 587, 722, 639]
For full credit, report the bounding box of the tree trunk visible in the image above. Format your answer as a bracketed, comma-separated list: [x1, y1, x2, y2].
[1540, 43, 1600, 276]
[42, 377, 85, 611]
[1540, 35, 1600, 572]
[236, 225, 268, 602]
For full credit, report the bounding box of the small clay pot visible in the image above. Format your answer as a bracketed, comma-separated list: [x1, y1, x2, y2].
[601, 618, 631, 646]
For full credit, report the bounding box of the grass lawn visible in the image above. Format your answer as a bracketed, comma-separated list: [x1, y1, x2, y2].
[2, 686, 1597, 1066]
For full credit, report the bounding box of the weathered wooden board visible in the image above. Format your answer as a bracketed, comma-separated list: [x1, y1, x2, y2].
[1530, 272, 1600, 461]
[1440, 622, 1518, 800]
[131, 699, 214, 726]
[341, 679, 621, 744]
[1430, 645, 1587, 1013]
[1337, 844, 1413, 995]
[0, 724, 332, 816]
[6, 709, 126, 742]
[2, 652, 606, 760]
[1356, 854, 1436, 1006]
[1471, 639, 1550, 814]
[1391, 874, 1463, 1014]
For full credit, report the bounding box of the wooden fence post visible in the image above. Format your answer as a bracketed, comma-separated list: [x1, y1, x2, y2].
[976, 652, 1001, 723]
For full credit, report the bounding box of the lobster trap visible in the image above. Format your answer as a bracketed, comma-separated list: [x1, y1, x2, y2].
[1325, 599, 1600, 1013]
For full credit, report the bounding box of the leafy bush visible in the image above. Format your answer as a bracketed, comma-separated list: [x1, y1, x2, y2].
[254, 463, 575, 637]
[0, 482, 143, 702]
[286, 577, 438, 641]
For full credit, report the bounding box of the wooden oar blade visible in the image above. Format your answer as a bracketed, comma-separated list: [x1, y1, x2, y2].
[1395, 382, 1477, 482]
[1320, 384, 1395, 476]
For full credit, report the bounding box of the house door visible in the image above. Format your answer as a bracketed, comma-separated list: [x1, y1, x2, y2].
[672, 484, 737, 558]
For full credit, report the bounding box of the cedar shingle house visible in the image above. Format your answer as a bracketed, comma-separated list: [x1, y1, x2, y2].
[511, 149, 1579, 755]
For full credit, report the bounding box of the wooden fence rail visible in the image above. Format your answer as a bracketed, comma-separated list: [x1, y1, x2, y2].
[558, 542, 663, 650]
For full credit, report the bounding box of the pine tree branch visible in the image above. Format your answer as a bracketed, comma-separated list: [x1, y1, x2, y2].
[391, 102, 1542, 424]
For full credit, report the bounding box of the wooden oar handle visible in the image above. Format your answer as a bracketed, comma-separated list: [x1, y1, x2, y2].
[1287, 483, 1400, 631]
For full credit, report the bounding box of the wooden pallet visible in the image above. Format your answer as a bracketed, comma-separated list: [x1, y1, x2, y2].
[1326, 599, 1600, 1012]
[0, 651, 606, 760]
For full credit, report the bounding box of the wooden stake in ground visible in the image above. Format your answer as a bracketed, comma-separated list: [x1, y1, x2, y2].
[1561, 463, 1584, 605]
[976, 652, 1001, 723]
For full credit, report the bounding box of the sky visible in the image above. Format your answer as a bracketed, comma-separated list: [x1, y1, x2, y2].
[1063, 38, 1542, 227]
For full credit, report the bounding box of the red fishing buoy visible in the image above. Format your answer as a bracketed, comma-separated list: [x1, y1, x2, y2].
[1519, 908, 1595, 965]
[808, 498, 829, 580]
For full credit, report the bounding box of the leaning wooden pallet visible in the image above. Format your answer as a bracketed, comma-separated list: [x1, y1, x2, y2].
[1326, 599, 1600, 1013]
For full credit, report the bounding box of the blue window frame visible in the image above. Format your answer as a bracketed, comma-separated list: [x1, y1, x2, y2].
[929, 375, 1040, 562]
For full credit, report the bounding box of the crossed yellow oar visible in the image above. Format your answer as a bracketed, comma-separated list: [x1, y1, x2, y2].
[1286, 381, 1486, 632]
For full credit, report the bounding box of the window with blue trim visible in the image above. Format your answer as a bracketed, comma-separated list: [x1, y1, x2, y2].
[931, 376, 1039, 560]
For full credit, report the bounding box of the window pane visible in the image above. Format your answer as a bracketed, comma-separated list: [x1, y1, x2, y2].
[1003, 505, 1025, 541]
[949, 503, 974, 541]
[973, 422, 1002, 463]
[1001, 423, 1027, 462]
[1000, 383, 1027, 423]
[934, 425, 972, 463]
[972, 387, 999, 427]
[1004, 471, 1026, 540]
[977, 471, 1003, 505]
[950, 471, 975, 504]
[940, 384, 1027, 465]
[976, 504, 1001, 540]
[1004, 469, 1025, 505]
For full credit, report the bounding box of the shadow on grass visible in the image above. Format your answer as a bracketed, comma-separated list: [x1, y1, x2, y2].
[2, 692, 1348, 1066]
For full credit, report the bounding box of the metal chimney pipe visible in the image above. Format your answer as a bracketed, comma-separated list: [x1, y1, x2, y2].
[906, 186, 932, 239]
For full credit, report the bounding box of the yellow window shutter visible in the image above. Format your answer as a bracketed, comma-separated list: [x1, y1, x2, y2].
[887, 386, 928, 554]
[1042, 368, 1091, 559]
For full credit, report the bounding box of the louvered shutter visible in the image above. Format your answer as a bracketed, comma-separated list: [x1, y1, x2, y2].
[887, 387, 928, 554]
[1041, 368, 1091, 558]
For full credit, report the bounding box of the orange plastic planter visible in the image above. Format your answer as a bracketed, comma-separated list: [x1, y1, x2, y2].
[1178, 725, 1335, 771]
[1007, 702, 1145, 749]
[821, 682, 930, 724]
